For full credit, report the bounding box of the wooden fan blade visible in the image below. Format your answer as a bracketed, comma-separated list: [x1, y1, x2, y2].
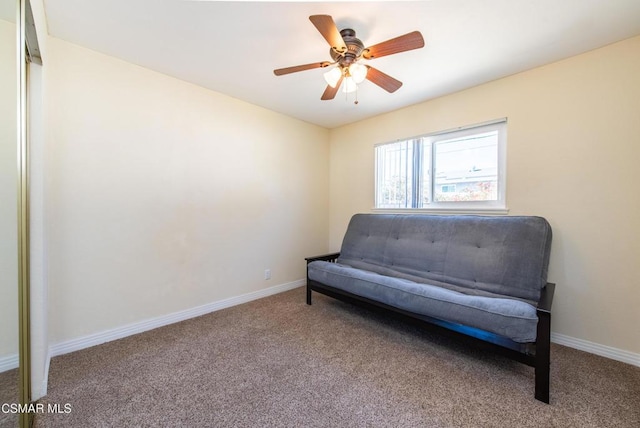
[321, 76, 343, 100]
[274, 61, 331, 76]
[365, 66, 403, 93]
[362, 31, 425, 60]
[309, 15, 347, 54]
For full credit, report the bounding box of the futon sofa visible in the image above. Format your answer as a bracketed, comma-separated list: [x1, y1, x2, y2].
[306, 214, 555, 403]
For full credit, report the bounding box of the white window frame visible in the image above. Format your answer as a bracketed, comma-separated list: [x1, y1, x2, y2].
[374, 119, 507, 214]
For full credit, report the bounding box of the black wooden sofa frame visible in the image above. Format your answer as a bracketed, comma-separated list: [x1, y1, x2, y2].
[305, 252, 555, 404]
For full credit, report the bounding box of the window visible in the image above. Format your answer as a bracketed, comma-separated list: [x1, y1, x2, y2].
[375, 120, 506, 210]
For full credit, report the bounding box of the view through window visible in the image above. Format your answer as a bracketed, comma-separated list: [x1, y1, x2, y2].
[375, 120, 506, 209]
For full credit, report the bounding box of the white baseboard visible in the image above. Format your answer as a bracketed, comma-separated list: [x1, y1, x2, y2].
[0, 353, 18, 373]
[551, 332, 640, 367]
[46, 281, 640, 370]
[50, 279, 305, 358]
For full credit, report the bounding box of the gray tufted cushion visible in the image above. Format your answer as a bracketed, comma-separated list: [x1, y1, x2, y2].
[337, 214, 552, 304]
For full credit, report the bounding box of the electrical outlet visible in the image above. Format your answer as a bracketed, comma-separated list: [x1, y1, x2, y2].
[264, 269, 271, 280]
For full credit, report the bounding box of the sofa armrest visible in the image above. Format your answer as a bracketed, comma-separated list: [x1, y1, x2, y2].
[305, 252, 341, 264]
[537, 283, 555, 314]
[305, 252, 341, 305]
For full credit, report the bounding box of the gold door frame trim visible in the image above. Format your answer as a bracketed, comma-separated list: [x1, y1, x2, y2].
[17, 0, 32, 426]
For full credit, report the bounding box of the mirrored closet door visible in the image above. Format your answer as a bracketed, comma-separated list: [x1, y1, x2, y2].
[1, 0, 37, 426]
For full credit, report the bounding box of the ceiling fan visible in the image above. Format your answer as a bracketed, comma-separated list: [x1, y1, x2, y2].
[274, 15, 425, 101]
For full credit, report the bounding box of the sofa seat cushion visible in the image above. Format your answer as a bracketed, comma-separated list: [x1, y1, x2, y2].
[308, 260, 538, 343]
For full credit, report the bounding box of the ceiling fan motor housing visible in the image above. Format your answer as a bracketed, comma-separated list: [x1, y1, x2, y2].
[330, 29, 365, 66]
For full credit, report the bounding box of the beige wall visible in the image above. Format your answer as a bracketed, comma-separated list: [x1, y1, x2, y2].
[45, 38, 330, 344]
[41, 32, 640, 359]
[328, 36, 640, 354]
[0, 18, 18, 363]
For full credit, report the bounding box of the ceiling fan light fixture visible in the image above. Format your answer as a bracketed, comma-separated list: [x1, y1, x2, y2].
[342, 76, 358, 93]
[323, 67, 342, 88]
[349, 63, 367, 84]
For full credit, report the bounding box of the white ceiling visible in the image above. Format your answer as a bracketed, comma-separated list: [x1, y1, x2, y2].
[40, 0, 640, 128]
[0, 1, 14, 22]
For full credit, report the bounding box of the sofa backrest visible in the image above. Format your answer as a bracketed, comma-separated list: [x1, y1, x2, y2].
[337, 214, 552, 303]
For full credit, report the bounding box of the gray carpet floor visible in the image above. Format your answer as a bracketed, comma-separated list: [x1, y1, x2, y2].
[0, 368, 18, 428]
[34, 287, 640, 427]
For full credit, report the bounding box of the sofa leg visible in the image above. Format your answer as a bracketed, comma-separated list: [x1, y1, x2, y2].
[535, 361, 550, 403]
[535, 310, 551, 403]
[306, 284, 312, 305]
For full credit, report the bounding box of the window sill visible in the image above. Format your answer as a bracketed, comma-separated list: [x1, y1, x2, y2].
[371, 207, 510, 216]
